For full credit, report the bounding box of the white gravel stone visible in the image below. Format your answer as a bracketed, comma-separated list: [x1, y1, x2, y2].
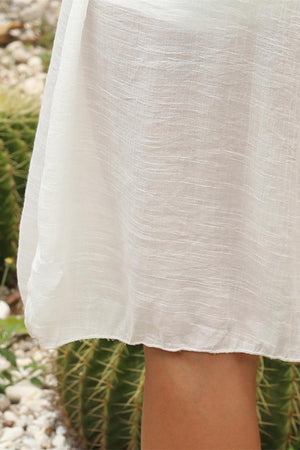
[13, 349, 24, 358]
[6, 380, 43, 403]
[19, 0, 49, 23]
[31, 349, 44, 362]
[44, 372, 57, 387]
[13, 47, 31, 63]
[52, 433, 67, 448]
[21, 28, 38, 43]
[0, 394, 10, 412]
[27, 55, 42, 71]
[17, 356, 32, 367]
[14, 0, 32, 6]
[20, 74, 44, 95]
[1, 54, 13, 66]
[55, 425, 67, 435]
[6, 40, 24, 52]
[0, 426, 24, 443]
[0, 300, 11, 319]
[9, 27, 22, 38]
[0, 355, 11, 371]
[3, 410, 17, 421]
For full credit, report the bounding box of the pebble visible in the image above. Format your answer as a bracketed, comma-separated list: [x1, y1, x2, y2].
[0, 300, 11, 319]
[0, 394, 10, 412]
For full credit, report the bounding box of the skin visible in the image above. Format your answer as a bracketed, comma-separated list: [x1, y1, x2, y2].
[141, 346, 261, 450]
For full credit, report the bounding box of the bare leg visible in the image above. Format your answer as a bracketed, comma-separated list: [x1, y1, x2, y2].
[141, 347, 261, 450]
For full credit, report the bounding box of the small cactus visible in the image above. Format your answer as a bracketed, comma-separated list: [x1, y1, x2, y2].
[55, 339, 145, 450]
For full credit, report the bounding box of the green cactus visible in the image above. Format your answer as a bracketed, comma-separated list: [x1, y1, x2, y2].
[55, 339, 145, 450]
[0, 87, 40, 284]
[0, 142, 20, 264]
[258, 358, 300, 449]
[54, 340, 300, 450]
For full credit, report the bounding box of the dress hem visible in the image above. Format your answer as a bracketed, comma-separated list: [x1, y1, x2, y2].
[27, 330, 299, 363]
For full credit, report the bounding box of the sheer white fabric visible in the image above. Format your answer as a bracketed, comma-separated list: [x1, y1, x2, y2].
[17, 0, 300, 361]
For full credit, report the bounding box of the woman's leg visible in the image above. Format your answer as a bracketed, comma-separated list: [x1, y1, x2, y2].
[141, 346, 261, 450]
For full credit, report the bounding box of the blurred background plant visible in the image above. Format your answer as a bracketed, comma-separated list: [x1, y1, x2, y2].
[0, 86, 40, 288]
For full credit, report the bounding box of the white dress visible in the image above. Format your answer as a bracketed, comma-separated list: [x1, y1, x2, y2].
[16, 0, 300, 361]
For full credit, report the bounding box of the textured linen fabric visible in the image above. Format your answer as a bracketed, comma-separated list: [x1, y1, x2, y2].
[16, 0, 300, 361]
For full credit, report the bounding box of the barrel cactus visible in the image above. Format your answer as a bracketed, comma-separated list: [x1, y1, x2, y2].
[258, 357, 300, 449]
[0, 87, 40, 285]
[55, 339, 145, 450]
[54, 339, 300, 450]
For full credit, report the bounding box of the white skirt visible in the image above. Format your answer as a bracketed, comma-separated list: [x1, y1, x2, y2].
[16, 0, 300, 361]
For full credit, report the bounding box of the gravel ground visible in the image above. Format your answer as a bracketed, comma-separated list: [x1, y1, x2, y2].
[0, 0, 61, 97]
[0, 332, 83, 450]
